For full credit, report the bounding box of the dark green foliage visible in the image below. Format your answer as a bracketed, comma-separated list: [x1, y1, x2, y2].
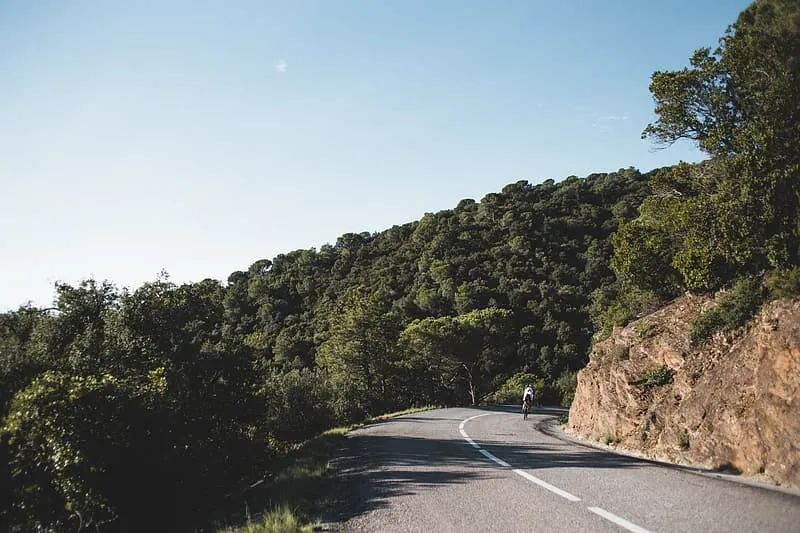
[2, 371, 169, 531]
[317, 287, 403, 418]
[554, 371, 578, 407]
[641, 365, 675, 390]
[0, 280, 267, 531]
[765, 267, 800, 299]
[690, 277, 765, 345]
[259, 369, 335, 445]
[612, 0, 800, 302]
[399, 308, 513, 405]
[590, 281, 662, 338]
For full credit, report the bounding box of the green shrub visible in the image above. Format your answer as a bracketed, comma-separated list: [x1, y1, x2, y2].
[765, 267, 800, 299]
[488, 372, 541, 404]
[590, 282, 662, 338]
[634, 321, 661, 339]
[642, 365, 674, 390]
[1, 365, 270, 532]
[1, 370, 168, 531]
[690, 277, 765, 345]
[601, 433, 618, 445]
[554, 371, 578, 407]
[259, 369, 335, 444]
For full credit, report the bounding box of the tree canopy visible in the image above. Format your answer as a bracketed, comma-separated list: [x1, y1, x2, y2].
[612, 0, 799, 309]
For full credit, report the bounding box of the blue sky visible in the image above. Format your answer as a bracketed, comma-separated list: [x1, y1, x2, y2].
[0, 0, 751, 310]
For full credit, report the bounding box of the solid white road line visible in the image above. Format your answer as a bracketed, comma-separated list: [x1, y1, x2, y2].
[588, 507, 653, 533]
[479, 448, 511, 467]
[459, 413, 492, 430]
[459, 412, 653, 533]
[459, 413, 491, 449]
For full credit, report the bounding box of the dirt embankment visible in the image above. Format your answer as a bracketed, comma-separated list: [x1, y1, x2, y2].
[568, 294, 800, 487]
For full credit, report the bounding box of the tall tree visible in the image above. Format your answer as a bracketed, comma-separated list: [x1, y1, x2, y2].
[399, 308, 513, 405]
[316, 287, 401, 416]
[620, 0, 800, 292]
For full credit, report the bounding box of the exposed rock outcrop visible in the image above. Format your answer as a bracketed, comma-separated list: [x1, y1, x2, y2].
[568, 294, 800, 487]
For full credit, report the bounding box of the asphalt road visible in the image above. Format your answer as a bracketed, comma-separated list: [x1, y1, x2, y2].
[324, 407, 800, 533]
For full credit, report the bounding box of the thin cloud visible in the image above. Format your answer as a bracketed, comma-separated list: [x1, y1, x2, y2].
[276, 59, 288, 74]
[600, 112, 630, 121]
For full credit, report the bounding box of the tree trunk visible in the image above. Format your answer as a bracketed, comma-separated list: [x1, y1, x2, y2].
[463, 363, 476, 405]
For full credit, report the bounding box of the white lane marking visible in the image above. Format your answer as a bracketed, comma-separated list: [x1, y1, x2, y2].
[459, 412, 492, 431]
[459, 413, 492, 448]
[459, 413, 653, 532]
[480, 448, 511, 467]
[459, 412, 580, 502]
[588, 507, 653, 533]
[460, 429, 480, 449]
[513, 469, 581, 502]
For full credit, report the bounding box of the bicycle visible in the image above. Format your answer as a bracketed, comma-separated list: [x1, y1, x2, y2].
[522, 397, 532, 420]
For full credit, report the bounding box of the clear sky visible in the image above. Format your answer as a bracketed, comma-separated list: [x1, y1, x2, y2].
[0, 0, 751, 310]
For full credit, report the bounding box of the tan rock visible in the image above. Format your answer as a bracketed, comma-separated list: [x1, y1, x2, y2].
[568, 295, 800, 487]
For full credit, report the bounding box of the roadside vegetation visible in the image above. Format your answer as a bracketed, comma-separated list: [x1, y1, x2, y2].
[218, 406, 437, 533]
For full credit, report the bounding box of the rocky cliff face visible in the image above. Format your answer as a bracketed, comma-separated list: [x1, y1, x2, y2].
[568, 294, 800, 487]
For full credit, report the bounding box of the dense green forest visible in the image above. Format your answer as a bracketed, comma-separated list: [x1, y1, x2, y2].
[0, 166, 650, 530]
[1, 0, 797, 530]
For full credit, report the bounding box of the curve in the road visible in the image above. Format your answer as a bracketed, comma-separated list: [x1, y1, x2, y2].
[460, 412, 652, 533]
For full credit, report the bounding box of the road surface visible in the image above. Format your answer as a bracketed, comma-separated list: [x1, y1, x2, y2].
[324, 407, 800, 532]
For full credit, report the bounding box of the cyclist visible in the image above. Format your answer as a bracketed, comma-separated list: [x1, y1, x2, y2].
[522, 384, 535, 408]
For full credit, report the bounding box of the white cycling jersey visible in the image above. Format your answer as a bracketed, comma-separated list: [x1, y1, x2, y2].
[522, 386, 535, 402]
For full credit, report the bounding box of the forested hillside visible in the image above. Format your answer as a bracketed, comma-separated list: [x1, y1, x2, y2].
[0, 167, 650, 530]
[230, 168, 649, 408]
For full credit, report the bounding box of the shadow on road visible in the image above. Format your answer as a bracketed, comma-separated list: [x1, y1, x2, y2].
[324, 432, 486, 524]
[323, 407, 647, 525]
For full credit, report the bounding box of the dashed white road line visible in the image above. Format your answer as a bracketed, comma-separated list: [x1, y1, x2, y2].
[459, 412, 653, 533]
[588, 507, 653, 533]
[512, 468, 581, 502]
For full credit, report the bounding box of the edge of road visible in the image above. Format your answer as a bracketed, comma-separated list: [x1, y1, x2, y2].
[522, 407, 800, 499]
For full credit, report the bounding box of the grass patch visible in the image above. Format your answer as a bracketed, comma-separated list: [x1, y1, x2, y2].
[600, 433, 618, 446]
[634, 321, 661, 339]
[642, 365, 674, 390]
[217, 405, 439, 532]
[220, 505, 316, 533]
[690, 277, 765, 345]
[363, 405, 440, 425]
